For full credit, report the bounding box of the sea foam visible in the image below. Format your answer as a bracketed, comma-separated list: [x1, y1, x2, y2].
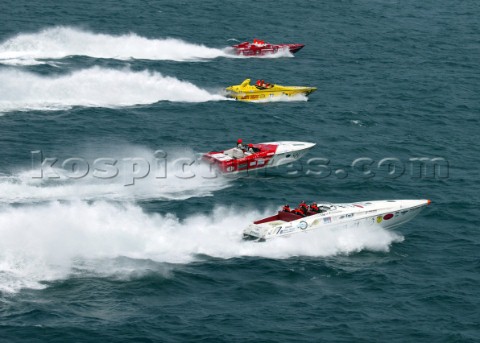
[0, 67, 226, 113]
[0, 26, 293, 65]
[0, 201, 402, 294]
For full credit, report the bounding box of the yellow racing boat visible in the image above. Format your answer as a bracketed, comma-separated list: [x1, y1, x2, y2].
[225, 78, 317, 101]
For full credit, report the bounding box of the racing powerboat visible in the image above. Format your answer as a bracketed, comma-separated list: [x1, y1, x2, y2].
[243, 199, 431, 241]
[231, 39, 304, 56]
[203, 141, 315, 174]
[225, 79, 317, 101]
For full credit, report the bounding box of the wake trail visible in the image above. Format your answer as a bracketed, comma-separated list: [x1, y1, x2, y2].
[0, 201, 403, 294]
[0, 26, 228, 63]
[0, 67, 227, 113]
[0, 147, 231, 203]
[0, 27, 293, 65]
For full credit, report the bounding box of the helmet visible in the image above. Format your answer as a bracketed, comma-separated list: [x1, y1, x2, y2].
[248, 143, 253, 148]
[237, 138, 243, 144]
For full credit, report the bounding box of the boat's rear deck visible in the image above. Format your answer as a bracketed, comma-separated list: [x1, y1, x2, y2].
[254, 210, 324, 225]
[254, 211, 302, 224]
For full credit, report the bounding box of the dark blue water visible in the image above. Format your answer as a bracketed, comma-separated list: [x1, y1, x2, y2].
[1, 0, 479, 342]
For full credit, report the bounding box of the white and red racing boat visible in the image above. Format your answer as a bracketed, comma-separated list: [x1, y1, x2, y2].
[231, 39, 305, 56]
[202, 141, 315, 173]
[243, 199, 431, 241]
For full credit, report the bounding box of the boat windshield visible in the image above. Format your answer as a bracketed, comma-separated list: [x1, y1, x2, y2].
[317, 203, 336, 211]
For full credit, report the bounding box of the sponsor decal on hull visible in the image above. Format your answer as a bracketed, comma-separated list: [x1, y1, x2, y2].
[279, 227, 296, 235]
[297, 221, 308, 230]
[383, 213, 394, 220]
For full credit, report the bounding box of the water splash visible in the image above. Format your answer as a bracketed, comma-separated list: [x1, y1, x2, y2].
[0, 27, 294, 65]
[0, 67, 227, 113]
[0, 201, 402, 294]
[0, 26, 228, 63]
[0, 147, 230, 203]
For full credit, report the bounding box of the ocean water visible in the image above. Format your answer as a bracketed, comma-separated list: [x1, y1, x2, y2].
[0, 0, 479, 342]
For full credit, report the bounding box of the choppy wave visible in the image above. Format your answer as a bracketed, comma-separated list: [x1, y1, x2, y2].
[0, 200, 402, 293]
[0, 67, 226, 113]
[0, 27, 293, 65]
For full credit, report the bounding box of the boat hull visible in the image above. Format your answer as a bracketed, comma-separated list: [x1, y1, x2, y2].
[203, 141, 315, 174]
[226, 78, 316, 102]
[243, 200, 430, 241]
[232, 42, 305, 56]
[226, 87, 316, 101]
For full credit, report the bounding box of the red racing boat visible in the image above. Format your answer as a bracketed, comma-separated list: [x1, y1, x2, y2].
[203, 141, 315, 173]
[231, 39, 305, 56]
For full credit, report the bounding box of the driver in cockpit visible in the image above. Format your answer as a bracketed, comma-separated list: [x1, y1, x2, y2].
[236, 138, 245, 151]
